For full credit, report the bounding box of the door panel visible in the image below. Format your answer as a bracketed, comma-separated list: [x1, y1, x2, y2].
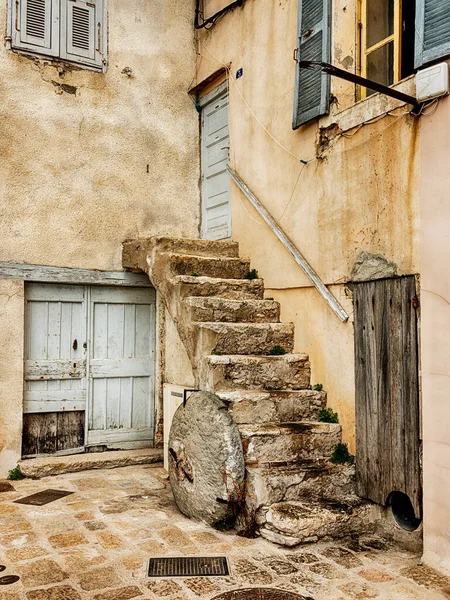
[87, 286, 156, 448]
[202, 90, 231, 241]
[353, 276, 421, 517]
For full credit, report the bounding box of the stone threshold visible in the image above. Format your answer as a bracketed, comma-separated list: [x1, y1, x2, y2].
[18, 447, 163, 478]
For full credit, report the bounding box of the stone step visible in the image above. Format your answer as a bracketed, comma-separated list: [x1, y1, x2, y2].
[184, 297, 281, 324]
[164, 253, 251, 280]
[238, 422, 342, 465]
[199, 354, 311, 391]
[245, 462, 355, 508]
[217, 390, 326, 424]
[123, 237, 240, 272]
[259, 499, 381, 546]
[18, 448, 163, 478]
[195, 322, 295, 356]
[175, 275, 265, 300]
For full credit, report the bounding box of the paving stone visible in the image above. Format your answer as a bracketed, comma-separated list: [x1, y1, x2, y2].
[18, 558, 68, 587]
[159, 528, 196, 551]
[262, 557, 299, 575]
[287, 552, 320, 565]
[0, 503, 20, 514]
[60, 548, 107, 571]
[48, 533, 88, 548]
[191, 531, 221, 544]
[320, 547, 363, 568]
[93, 586, 143, 600]
[122, 554, 145, 571]
[290, 572, 324, 592]
[6, 545, 49, 562]
[337, 582, 379, 598]
[231, 559, 259, 574]
[147, 580, 182, 596]
[78, 566, 121, 591]
[309, 562, 346, 580]
[26, 585, 82, 600]
[74, 511, 96, 521]
[358, 569, 394, 583]
[0, 481, 16, 492]
[183, 577, 220, 596]
[1, 531, 38, 548]
[70, 478, 111, 491]
[96, 531, 123, 547]
[401, 564, 450, 590]
[0, 517, 32, 533]
[84, 520, 106, 531]
[238, 570, 273, 585]
[137, 540, 167, 555]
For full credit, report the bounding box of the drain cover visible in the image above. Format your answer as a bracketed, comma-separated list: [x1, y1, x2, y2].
[0, 575, 20, 585]
[14, 489, 74, 506]
[148, 556, 229, 577]
[212, 590, 314, 600]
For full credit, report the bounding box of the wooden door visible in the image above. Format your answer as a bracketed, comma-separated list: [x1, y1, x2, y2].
[353, 276, 421, 517]
[87, 286, 156, 449]
[23, 284, 87, 456]
[201, 89, 231, 240]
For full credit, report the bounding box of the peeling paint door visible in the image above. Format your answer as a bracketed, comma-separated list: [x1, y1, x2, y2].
[201, 89, 231, 240]
[23, 284, 88, 456]
[87, 286, 156, 449]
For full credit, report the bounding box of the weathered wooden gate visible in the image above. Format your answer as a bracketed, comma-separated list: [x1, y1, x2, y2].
[353, 276, 421, 517]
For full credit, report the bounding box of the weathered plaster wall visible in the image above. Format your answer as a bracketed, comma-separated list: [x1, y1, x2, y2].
[420, 92, 450, 576]
[0, 0, 200, 474]
[0, 280, 25, 478]
[195, 0, 420, 451]
[0, 0, 200, 270]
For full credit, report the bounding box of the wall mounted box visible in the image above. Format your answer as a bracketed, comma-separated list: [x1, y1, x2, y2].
[416, 62, 449, 103]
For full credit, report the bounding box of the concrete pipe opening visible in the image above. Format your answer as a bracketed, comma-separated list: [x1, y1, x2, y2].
[388, 492, 422, 532]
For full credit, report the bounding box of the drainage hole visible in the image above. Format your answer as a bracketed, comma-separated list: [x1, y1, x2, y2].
[389, 491, 422, 531]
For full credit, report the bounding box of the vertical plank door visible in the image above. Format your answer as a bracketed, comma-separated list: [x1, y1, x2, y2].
[87, 286, 156, 448]
[353, 276, 421, 517]
[23, 283, 87, 456]
[201, 90, 231, 240]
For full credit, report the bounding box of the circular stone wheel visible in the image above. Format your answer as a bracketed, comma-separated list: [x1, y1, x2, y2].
[212, 589, 314, 600]
[168, 391, 245, 528]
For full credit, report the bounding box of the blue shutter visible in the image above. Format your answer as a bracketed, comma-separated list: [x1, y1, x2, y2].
[415, 0, 450, 68]
[293, 0, 331, 130]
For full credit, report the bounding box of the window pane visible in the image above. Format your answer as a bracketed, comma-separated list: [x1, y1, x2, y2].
[366, 0, 394, 48]
[366, 41, 394, 94]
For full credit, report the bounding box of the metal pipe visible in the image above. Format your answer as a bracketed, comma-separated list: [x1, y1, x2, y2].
[195, 0, 244, 29]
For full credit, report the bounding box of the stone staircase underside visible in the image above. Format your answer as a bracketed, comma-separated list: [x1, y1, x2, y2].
[123, 237, 379, 545]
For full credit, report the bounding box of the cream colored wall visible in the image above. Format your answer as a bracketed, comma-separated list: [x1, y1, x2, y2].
[0, 0, 200, 474]
[0, 0, 200, 271]
[0, 280, 25, 478]
[420, 93, 450, 576]
[196, 0, 420, 451]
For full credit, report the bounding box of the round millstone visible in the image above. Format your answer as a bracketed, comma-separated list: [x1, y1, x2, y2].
[168, 391, 245, 528]
[212, 589, 313, 600]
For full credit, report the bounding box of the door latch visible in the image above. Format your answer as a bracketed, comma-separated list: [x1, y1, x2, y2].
[72, 339, 78, 351]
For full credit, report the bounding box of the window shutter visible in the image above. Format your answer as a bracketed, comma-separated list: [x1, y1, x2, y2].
[293, 0, 331, 130]
[415, 0, 450, 68]
[13, 0, 59, 55]
[60, 0, 104, 68]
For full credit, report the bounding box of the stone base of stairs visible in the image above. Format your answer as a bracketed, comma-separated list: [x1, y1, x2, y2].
[259, 498, 382, 546]
[19, 448, 163, 478]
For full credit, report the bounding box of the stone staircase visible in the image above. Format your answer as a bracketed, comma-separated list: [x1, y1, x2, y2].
[123, 237, 380, 545]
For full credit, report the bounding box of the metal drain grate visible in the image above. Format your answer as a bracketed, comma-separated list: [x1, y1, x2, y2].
[212, 589, 314, 600]
[148, 556, 229, 578]
[14, 489, 74, 506]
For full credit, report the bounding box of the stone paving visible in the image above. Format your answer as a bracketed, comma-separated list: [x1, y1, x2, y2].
[0, 464, 449, 600]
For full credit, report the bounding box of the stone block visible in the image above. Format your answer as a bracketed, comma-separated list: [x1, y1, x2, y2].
[184, 297, 280, 323]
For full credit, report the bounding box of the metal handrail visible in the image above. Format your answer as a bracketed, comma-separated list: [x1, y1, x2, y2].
[227, 166, 349, 323]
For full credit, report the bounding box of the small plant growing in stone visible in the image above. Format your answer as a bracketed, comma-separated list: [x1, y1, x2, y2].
[191, 273, 199, 277]
[7, 466, 25, 481]
[245, 269, 259, 280]
[269, 345, 286, 356]
[265, 297, 274, 301]
[331, 443, 355, 465]
[313, 383, 323, 391]
[319, 407, 339, 424]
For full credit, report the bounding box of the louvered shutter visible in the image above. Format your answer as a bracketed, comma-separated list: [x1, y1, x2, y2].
[60, 0, 104, 68]
[13, 0, 59, 56]
[293, 0, 331, 130]
[415, 0, 450, 68]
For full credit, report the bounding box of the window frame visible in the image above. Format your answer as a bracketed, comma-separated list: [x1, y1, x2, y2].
[359, 0, 402, 99]
[6, 0, 108, 72]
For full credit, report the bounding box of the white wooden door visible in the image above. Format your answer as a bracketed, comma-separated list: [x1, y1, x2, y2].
[87, 286, 156, 448]
[24, 284, 87, 415]
[201, 90, 231, 240]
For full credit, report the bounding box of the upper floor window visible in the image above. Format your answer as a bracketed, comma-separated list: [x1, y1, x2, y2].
[10, 0, 106, 71]
[360, 0, 416, 97]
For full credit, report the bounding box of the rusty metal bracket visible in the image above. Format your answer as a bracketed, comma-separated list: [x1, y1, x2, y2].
[299, 60, 421, 111]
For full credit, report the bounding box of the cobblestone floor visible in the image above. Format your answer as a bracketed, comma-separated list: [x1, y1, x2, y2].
[0, 464, 449, 600]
